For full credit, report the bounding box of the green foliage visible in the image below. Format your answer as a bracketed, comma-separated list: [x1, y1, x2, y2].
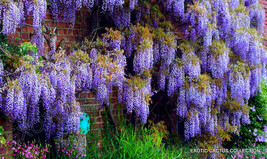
[0, 126, 7, 145]
[165, 135, 199, 159]
[259, 79, 267, 122]
[85, 110, 183, 159]
[0, 32, 39, 72]
[20, 42, 38, 54]
[0, 33, 20, 67]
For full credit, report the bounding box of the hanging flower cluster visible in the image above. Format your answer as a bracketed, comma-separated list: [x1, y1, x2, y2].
[118, 75, 152, 123]
[0, 0, 47, 35]
[165, 0, 266, 143]
[131, 25, 154, 74]
[0, 29, 126, 139]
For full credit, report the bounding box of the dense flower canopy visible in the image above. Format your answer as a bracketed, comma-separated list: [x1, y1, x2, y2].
[0, 0, 266, 149]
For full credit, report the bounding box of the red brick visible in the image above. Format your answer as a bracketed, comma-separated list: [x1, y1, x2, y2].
[28, 26, 34, 33]
[82, 24, 88, 29]
[112, 110, 118, 114]
[58, 29, 65, 35]
[44, 41, 49, 46]
[73, 30, 78, 35]
[46, 8, 52, 14]
[0, 120, 6, 125]
[113, 116, 118, 121]
[96, 117, 103, 123]
[45, 21, 53, 26]
[7, 32, 19, 39]
[64, 30, 68, 35]
[84, 30, 89, 36]
[84, 99, 93, 105]
[44, 43, 49, 48]
[3, 125, 11, 131]
[95, 124, 101, 129]
[45, 14, 51, 19]
[76, 18, 82, 22]
[110, 98, 117, 103]
[22, 33, 29, 39]
[21, 26, 27, 32]
[25, 19, 33, 24]
[77, 37, 83, 41]
[78, 101, 84, 105]
[112, 87, 117, 92]
[79, 93, 87, 99]
[81, 11, 89, 16]
[112, 104, 118, 109]
[111, 91, 118, 97]
[88, 93, 94, 98]
[74, 24, 80, 29]
[57, 35, 65, 42]
[55, 42, 60, 47]
[57, 23, 66, 28]
[67, 30, 73, 35]
[92, 100, 97, 104]
[68, 36, 75, 42]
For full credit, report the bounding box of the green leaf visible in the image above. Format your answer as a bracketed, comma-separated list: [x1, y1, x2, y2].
[35, 68, 40, 74]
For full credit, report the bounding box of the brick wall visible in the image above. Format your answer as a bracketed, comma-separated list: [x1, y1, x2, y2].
[7, 8, 90, 54]
[0, 7, 125, 156]
[0, 8, 98, 157]
[77, 88, 123, 133]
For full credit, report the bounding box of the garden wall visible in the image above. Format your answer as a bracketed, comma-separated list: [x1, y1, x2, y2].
[0, 2, 267, 157]
[0, 6, 131, 157]
[0, 8, 114, 158]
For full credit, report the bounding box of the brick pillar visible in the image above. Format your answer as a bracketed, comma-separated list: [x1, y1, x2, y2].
[77, 88, 123, 132]
[77, 92, 104, 131]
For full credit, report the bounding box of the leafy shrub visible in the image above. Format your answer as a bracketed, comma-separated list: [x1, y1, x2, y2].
[0, 125, 8, 154]
[0, 33, 38, 71]
[0, 126, 7, 145]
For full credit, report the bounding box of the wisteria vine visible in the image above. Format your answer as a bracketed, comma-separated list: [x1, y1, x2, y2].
[0, 0, 266, 156]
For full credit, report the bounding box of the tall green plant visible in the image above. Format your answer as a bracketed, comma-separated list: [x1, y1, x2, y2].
[85, 108, 182, 159]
